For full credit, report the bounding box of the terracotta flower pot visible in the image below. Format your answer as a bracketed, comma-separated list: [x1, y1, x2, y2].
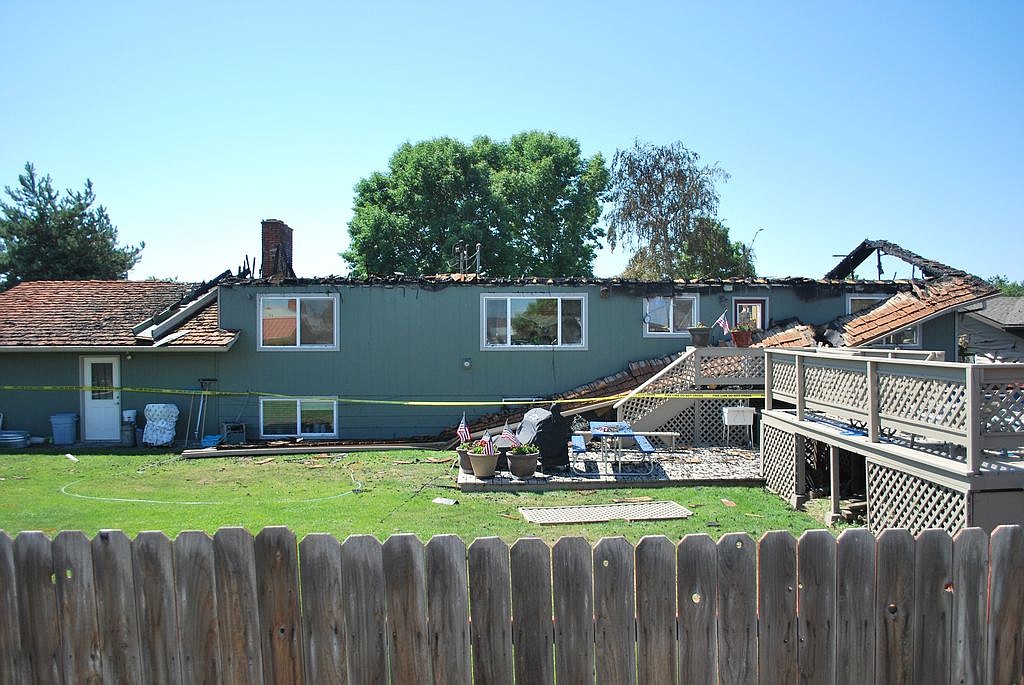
[731, 329, 753, 348]
[507, 451, 539, 478]
[468, 453, 498, 478]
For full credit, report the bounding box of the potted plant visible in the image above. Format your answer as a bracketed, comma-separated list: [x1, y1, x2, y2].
[467, 441, 499, 478]
[455, 442, 474, 473]
[730, 322, 758, 348]
[687, 322, 712, 347]
[506, 443, 540, 478]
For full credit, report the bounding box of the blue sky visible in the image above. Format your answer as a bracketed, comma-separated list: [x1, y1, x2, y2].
[2, 1, 1021, 282]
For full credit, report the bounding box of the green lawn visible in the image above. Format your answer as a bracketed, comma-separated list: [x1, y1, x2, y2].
[0, 448, 834, 543]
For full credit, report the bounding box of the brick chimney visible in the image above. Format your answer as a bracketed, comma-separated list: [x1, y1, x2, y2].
[260, 219, 296, 280]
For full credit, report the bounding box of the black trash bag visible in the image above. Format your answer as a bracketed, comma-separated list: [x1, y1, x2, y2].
[516, 404, 571, 469]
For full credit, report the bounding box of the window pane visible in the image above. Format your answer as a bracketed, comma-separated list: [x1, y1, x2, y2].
[262, 400, 297, 435]
[262, 298, 297, 346]
[849, 297, 881, 314]
[736, 302, 762, 328]
[91, 362, 114, 400]
[561, 299, 583, 345]
[511, 298, 557, 346]
[646, 297, 670, 333]
[485, 299, 507, 345]
[883, 326, 918, 346]
[300, 298, 335, 345]
[300, 401, 335, 434]
[672, 297, 694, 332]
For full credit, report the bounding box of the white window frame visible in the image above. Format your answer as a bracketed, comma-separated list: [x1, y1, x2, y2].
[733, 297, 769, 330]
[846, 294, 921, 348]
[480, 293, 588, 350]
[259, 397, 338, 438]
[642, 295, 699, 337]
[257, 293, 339, 351]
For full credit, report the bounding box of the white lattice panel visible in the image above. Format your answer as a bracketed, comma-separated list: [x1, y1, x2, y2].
[762, 424, 796, 500]
[804, 365, 868, 410]
[652, 403, 697, 446]
[980, 382, 1024, 434]
[877, 374, 967, 431]
[698, 354, 765, 381]
[866, 461, 967, 534]
[773, 360, 797, 396]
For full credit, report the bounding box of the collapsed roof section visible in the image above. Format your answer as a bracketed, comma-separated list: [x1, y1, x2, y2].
[823, 239, 967, 280]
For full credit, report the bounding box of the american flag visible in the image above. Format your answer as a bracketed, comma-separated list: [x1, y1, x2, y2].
[456, 413, 471, 443]
[714, 310, 731, 335]
[501, 420, 521, 448]
[481, 432, 496, 456]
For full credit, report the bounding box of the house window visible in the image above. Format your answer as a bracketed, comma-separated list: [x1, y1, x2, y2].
[258, 295, 338, 350]
[260, 398, 337, 437]
[482, 295, 586, 349]
[847, 294, 920, 347]
[734, 298, 768, 330]
[643, 296, 698, 336]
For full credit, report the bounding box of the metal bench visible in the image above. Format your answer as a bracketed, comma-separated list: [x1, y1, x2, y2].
[633, 435, 655, 453]
[571, 435, 588, 453]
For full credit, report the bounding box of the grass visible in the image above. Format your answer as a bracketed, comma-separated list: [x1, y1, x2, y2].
[0, 448, 835, 543]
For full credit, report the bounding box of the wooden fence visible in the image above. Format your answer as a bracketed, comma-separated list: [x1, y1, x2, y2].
[1, 526, 1022, 684]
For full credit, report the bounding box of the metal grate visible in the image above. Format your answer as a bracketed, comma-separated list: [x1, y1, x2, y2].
[519, 501, 694, 525]
[761, 424, 796, 500]
[866, 461, 967, 534]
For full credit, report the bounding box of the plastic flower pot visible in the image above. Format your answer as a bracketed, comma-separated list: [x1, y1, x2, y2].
[469, 453, 499, 478]
[507, 451, 539, 478]
[688, 327, 711, 347]
[456, 448, 473, 473]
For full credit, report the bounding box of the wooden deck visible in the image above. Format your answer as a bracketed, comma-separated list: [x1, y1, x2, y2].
[457, 446, 762, 492]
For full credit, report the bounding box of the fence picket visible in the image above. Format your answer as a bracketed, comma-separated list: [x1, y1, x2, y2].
[298, 533, 346, 684]
[594, 537, 636, 685]
[426, 534, 471, 685]
[255, 526, 303, 684]
[835, 528, 875, 685]
[214, 527, 264, 685]
[636, 536, 675, 684]
[913, 529, 952, 683]
[53, 530, 103, 683]
[986, 525, 1024, 685]
[511, 537, 554, 685]
[717, 532, 757, 685]
[0, 532, 25, 682]
[133, 531, 182, 684]
[950, 527, 988, 685]
[340, 534, 388, 683]
[797, 530, 836, 685]
[175, 530, 223, 683]
[678, 534, 718, 685]
[15, 531, 62, 684]
[552, 537, 595, 685]
[759, 531, 797, 685]
[874, 529, 914, 685]
[469, 536, 513, 685]
[383, 534, 432, 685]
[91, 529, 142, 683]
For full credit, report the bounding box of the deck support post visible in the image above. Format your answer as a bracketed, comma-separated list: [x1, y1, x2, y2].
[764, 351, 774, 411]
[826, 444, 843, 526]
[791, 434, 808, 509]
[867, 360, 879, 443]
[795, 355, 805, 422]
[966, 366, 982, 474]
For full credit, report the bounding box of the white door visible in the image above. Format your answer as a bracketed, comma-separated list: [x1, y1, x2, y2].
[82, 356, 120, 440]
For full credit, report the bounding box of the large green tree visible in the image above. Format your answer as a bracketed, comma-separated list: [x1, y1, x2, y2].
[606, 141, 754, 279]
[988, 275, 1024, 296]
[0, 163, 142, 289]
[343, 131, 609, 277]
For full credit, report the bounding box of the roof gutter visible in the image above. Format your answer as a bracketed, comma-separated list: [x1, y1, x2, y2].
[0, 341, 237, 353]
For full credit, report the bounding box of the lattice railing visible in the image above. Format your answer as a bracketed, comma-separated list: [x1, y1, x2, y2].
[877, 373, 967, 431]
[772, 359, 797, 397]
[866, 461, 967, 534]
[761, 424, 797, 500]
[980, 380, 1024, 434]
[804, 364, 868, 412]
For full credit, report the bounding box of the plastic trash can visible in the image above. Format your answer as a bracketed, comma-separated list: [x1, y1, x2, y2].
[50, 413, 79, 445]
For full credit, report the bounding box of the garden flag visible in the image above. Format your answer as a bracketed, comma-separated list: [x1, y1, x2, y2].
[714, 310, 731, 335]
[501, 420, 521, 448]
[482, 431, 496, 456]
[456, 413, 471, 443]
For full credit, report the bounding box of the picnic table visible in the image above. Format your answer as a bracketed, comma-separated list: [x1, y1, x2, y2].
[573, 421, 679, 476]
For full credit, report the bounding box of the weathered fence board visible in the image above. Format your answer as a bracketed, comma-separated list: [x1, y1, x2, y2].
[511, 537, 554, 685]
[0, 526, 1021, 685]
[298, 533, 346, 685]
[132, 531, 181, 684]
[383, 534, 432, 685]
[469, 536, 513, 685]
[594, 537, 636, 685]
[175, 531, 222, 683]
[635, 536, 675, 685]
[426, 534, 471, 685]
[214, 527, 264, 685]
[913, 529, 952, 683]
[797, 530, 836, 685]
[835, 528, 875, 685]
[339, 534, 387, 684]
[678, 534, 717, 685]
[552, 536, 595, 685]
[718, 532, 757, 685]
[53, 530, 103, 683]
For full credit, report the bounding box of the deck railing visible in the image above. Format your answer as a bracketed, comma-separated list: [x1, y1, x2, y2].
[615, 347, 764, 425]
[765, 348, 1024, 473]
